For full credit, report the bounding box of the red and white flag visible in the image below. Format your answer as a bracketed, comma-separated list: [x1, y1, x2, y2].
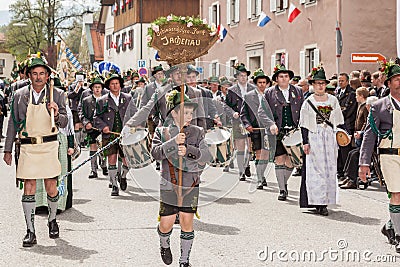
[288, 3, 301, 23]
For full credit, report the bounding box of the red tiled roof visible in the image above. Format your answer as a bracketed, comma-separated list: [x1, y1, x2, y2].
[90, 21, 104, 61]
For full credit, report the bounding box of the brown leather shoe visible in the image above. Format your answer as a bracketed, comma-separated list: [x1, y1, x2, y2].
[340, 180, 357, 189]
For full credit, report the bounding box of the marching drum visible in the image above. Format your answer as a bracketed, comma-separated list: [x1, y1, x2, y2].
[281, 128, 303, 168]
[121, 127, 153, 169]
[204, 127, 235, 167]
[335, 128, 351, 147]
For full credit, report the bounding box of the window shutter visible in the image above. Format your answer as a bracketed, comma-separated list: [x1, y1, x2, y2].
[299, 50, 305, 79]
[226, 61, 231, 76]
[216, 62, 220, 76]
[217, 4, 220, 25]
[313, 48, 320, 67]
[227, 0, 231, 25]
[247, 0, 252, 18]
[209, 63, 213, 77]
[284, 52, 289, 69]
[270, 0, 276, 12]
[209, 6, 213, 24]
[270, 54, 276, 75]
[283, 0, 288, 9]
[256, 0, 262, 15]
[235, 0, 240, 23]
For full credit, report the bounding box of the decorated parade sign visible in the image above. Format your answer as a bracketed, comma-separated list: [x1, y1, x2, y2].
[147, 15, 219, 65]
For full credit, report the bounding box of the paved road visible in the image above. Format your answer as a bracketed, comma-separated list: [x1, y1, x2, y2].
[0, 137, 399, 266]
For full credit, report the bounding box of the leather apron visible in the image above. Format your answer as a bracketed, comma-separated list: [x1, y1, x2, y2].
[379, 97, 400, 192]
[16, 88, 61, 179]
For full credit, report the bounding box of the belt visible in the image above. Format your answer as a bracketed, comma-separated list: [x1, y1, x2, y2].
[20, 134, 58, 145]
[378, 148, 400, 156]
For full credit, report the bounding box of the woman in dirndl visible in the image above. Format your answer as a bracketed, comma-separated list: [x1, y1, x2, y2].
[299, 67, 344, 216]
[36, 82, 75, 212]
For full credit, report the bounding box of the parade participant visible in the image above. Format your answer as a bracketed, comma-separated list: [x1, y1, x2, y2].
[79, 77, 108, 179]
[3, 57, 68, 247]
[125, 65, 206, 130]
[336, 73, 357, 181]
[140, 65, 165, 171]
[35, 77, 74, 212]
[261, 64, 304, 200]
[241, 70, 274, 189]
[209, 76, 222, 99]
[299, 68, 344, 216]
[186, 66, 221, 130]
[151, 90, 211, 267]
[68, 71, 87, 147]
[10, 59, 30, 93]
[359, 63, 400, 252]
[226, 64, 256, 181]
[94, 74, 132, 196]
[132, 76, 146, 107]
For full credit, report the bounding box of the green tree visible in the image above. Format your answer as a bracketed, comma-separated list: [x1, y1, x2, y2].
[4, 0, 94, 67]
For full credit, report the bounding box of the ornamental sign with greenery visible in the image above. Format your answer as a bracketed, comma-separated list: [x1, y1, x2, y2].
[147, 15, 219, 65]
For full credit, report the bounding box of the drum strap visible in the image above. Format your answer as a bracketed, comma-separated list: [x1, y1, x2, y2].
[161, 127, 197, 195]
[307, 99, 334, 128]
[162, 128, 177, 185]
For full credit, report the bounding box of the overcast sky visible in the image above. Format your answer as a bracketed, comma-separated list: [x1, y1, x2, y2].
[1, 0, 16, 11]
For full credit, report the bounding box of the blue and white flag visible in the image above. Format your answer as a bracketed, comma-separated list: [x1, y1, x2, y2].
[65, 47, 83, 71]
[155, 51, 160, 60]
[257, 11, 271, 27]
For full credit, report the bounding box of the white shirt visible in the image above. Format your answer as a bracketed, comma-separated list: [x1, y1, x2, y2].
[155, 81, 162, 89]
[339, 88, 346, 97]
[238, 83, 247, 97]
[279, 86, 290, 103]
[110, 92, 120, 106]
[31, 86, 46, 104]
[256, 89, 264, 103]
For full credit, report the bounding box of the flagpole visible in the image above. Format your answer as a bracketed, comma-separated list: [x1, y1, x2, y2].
[336, 0, 341, 75]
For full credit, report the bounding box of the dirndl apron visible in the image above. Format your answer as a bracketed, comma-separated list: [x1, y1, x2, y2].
[16, 88, 61, 179]
[379, 98, 400, 193]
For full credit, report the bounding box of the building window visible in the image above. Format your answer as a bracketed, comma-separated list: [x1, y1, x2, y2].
[122, 32, 127, 51]
[0, 67, 3, 75]
[301, 0, 317, 4]
[128, 30, 134, 50]
[0, 59, 5, 67]
[209, 61, 220, 77]
[106, 35, 112, 50]
[248, 0, 262, 19]
[275, 52, 286, 66]
[209, 2, 220, 26]
[270, 0, 288, 13]
[300, 47, 320, 78]
[227, 0, 240, 25]
[129, 0, 133, 9]
[116, 34, 121, 53]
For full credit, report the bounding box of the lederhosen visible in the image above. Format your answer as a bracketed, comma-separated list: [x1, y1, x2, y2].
[82, 96, 101, 145]
[275, 104, 295, 157]
[17, 88, 61, 179]
[103, 110, 124, 157]
[157, 126, 199, 216]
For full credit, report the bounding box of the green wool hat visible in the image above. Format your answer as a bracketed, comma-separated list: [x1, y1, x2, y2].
[208, 76, 220, 84]
[165, 65, 180, 77]
[152, 64, 164, 76]
[272, 64, 294, 82]
[308, 67, 330, 85]
[90, 77, 104, 89]
[131, 72, 139, 78]
[27, 57, 51, 74]
[187, 65, 199, 76]
[166, 89, 198, 117]
[252, 69, 271, 84]
[53, 77, 65, 89]
[234, 63, 251, 77]
[385, 64, 400, 86]
[105, 73, 124, 88]
[135, 77, 146, 84]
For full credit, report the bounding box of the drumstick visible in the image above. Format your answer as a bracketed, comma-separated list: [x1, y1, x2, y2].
[49, 77, 56, 132]
[92, 127, 121, 136]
